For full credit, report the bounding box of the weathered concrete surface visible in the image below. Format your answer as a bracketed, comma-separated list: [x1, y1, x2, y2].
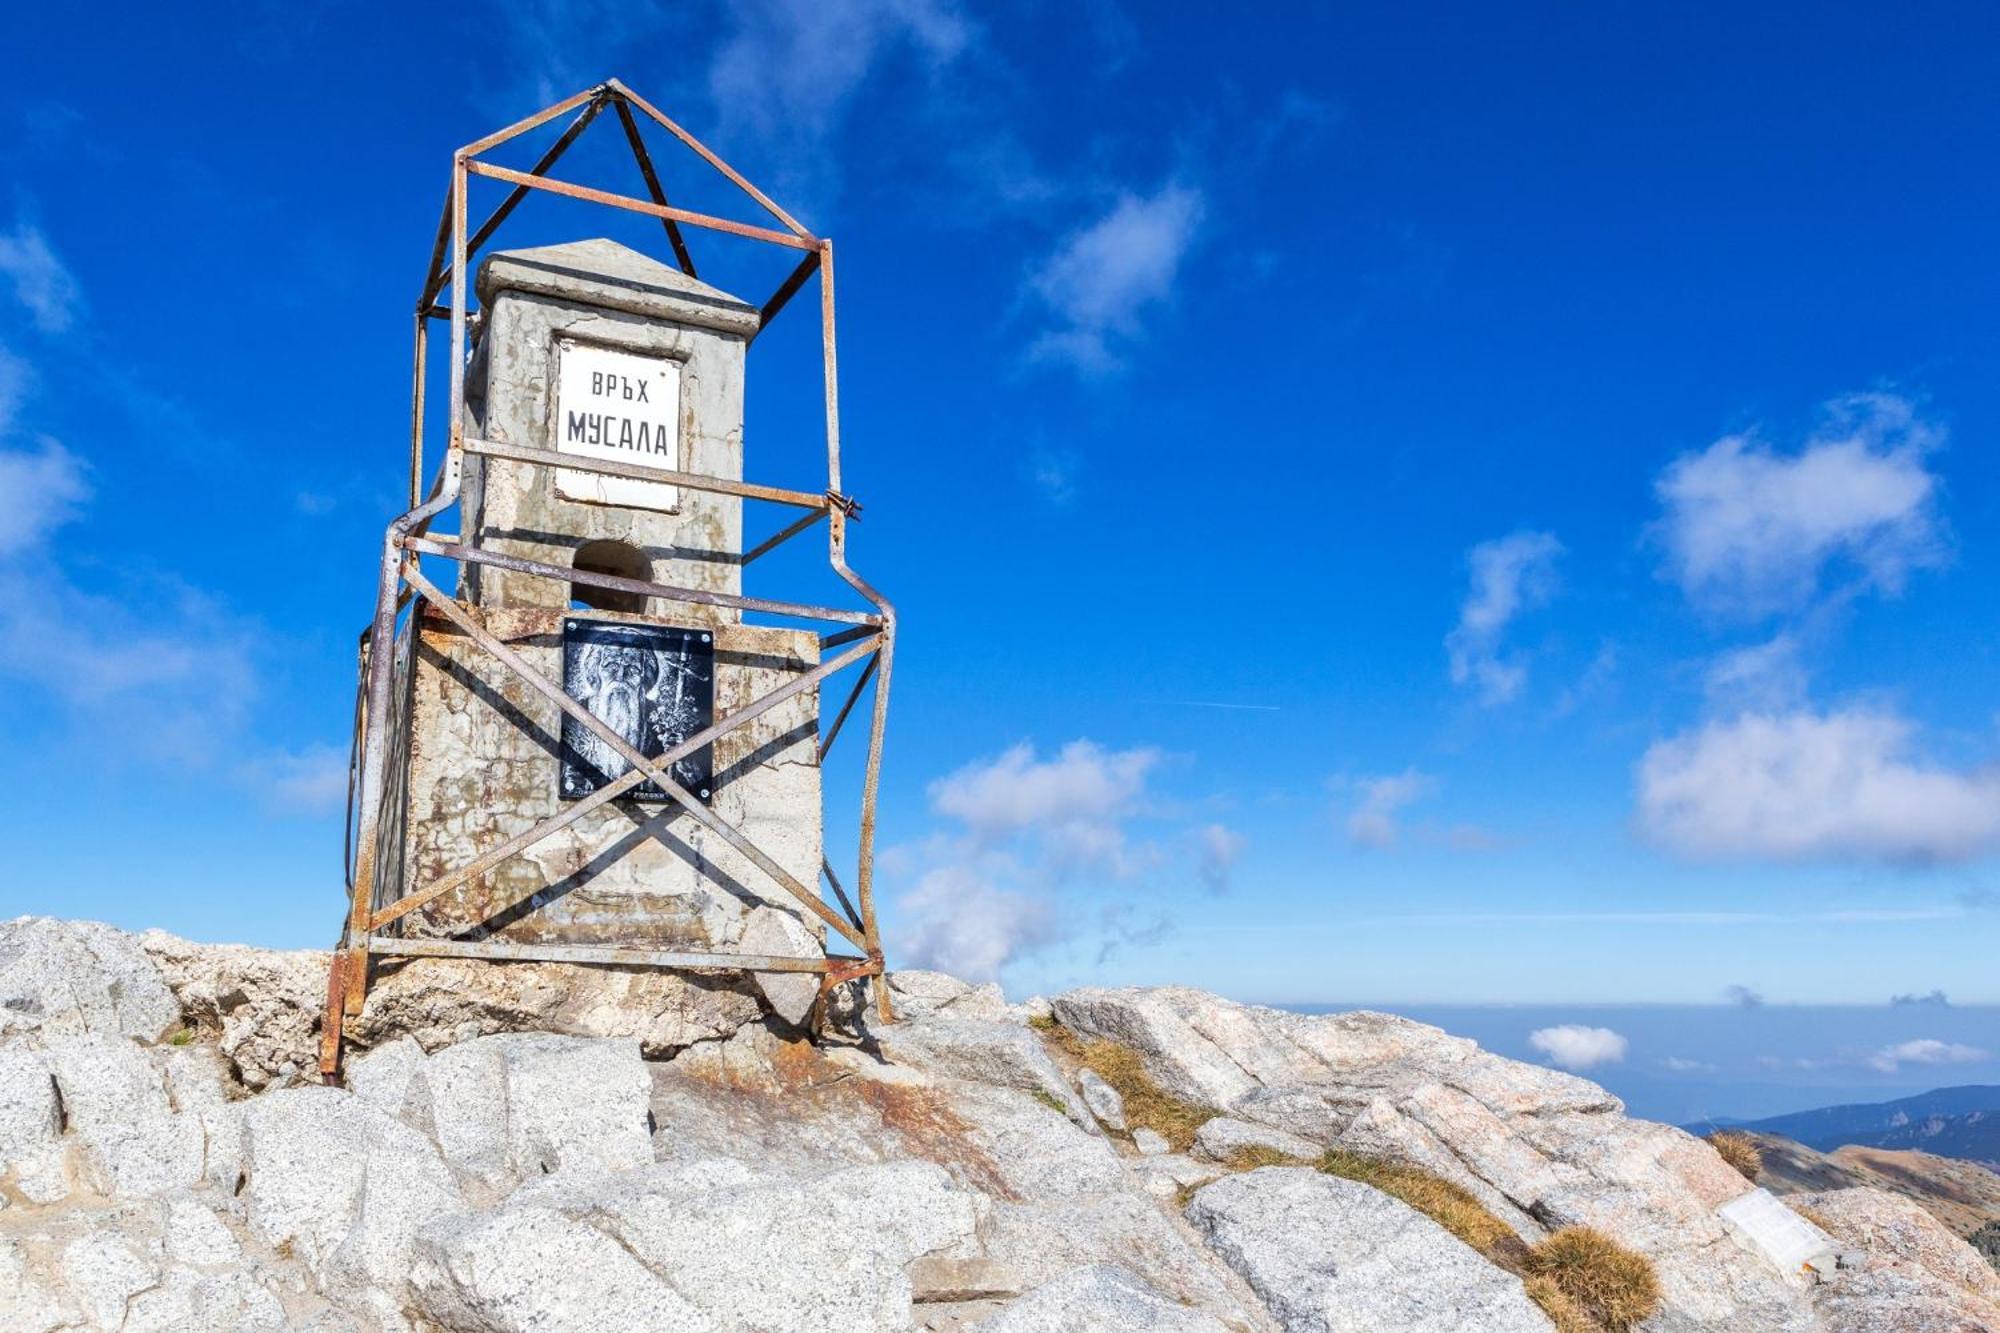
[396, 606, 825, 952]
[462, 238, 754, 614]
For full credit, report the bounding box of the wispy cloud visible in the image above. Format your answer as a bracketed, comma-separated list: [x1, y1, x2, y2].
[1529, 1024, 1627, 1071]
[1342, 769, 1434, 850]
[1653, 392, 1946, 618]
[929, 739, 1160, 874]
[0, 437, 89, 556]
[1637, 708, 2000, 864]
[1445, 531, 1562, 705]
[1195, 822, 1246, 894]
[1353, 909, 1959, 927]
[0, 220, 83, 334]
[1028, 183, 1204, 373]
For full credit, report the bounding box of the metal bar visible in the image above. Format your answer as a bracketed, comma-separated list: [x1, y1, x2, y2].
[460, 83, 602, 159]
[426, 94, 610, 308]
[405, 535, 879, 626]
[368, 936, 851, 973]
[757, 248, 821, 334]
[741, 510, 826, 566]
[417, 185, 452, 321]
[608, 80, 816, 241]
[819, 623, 880, 650]
[611, 98, 697, 277]
[368, 630, 881, 931]
[408, 311, 428, 508]
[462, 436, 828, 509]
[817, 654, 877, 761]
[464, 161, 815, 252]
[397, 565, 870, 950]
[318, 950, 348, 1080]
[820, 858, 865, 933]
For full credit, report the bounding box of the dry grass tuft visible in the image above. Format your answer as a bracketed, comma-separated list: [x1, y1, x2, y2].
[1223, 1143, 1304, 1171]
[1026, 1012, 1058, 1032]
[1522, 1226, 1661, 1332]
[1523, 1275, 1597, 1333]
[1037, 1022, 1212, 1152]
[1706, 1131, 1762, 1182]
[1315, 1149, 1517, 1257]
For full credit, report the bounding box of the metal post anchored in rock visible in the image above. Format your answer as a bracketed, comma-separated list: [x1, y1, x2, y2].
[323, 79, 898, 1081]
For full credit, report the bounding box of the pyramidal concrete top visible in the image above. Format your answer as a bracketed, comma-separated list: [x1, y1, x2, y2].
[476, 237, 760, 339]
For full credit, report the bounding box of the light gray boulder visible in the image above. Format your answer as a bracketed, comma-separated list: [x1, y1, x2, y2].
[1133, 1127, 1170, 1156]
[740, 904, 825, 1028]
[0, 1041, 64, 1200]
[42, 1033, 209, 1199]
[0, 916, 179, 1042]
[1192, 1116, 1319, 1164]
[1187, 1167, 1554, 1332]
[875, 1014, 1098, 1132]
[972, 1264, 1235, 1331]
[1131, 1153, 1228, 1202]
[411, 1155, 981, 1332]
[141, 931, 327, 1091]
[886, 969, 1011, 1022]
[238, 1085, 466, 1297]
[385, 1032, 653, 1200]
[1797, 1187, 2000, 1332]
[1076, 1067, 1126, 1131]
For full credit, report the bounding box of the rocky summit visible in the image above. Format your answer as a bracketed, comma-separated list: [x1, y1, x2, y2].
[2, 916, 1997, 1332]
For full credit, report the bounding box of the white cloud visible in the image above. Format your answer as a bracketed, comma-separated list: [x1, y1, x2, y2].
[252, 746, 351, 816]
[0, 439, 89, 556]
[1654, 393, 1945, 617]
[1196, 823, 1246, 894]
[1661, 1055, 1717, 1074]
[1703, 634, 1807, 712]
[1445, 531, 1562, 705]
[1638, 708, 2000, 864]
[1866, 1038, 1989, 1074]
[1029, 184, 1204, 372]
[930, 739, 1160, 873]
[1345, 769, 1434, 850]
[1529, 1025, 1628, 1071]
[895, 858, 1060, 984]
[0, 220, 82, 334]
[708, 0, 969, 210]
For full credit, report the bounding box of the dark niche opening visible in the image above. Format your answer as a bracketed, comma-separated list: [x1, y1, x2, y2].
[571, 539, 651, 614]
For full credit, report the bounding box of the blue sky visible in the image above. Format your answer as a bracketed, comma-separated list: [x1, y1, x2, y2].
[1, 0, 1997, 1104]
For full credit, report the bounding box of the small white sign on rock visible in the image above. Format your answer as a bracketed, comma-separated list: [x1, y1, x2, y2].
[1718, 1187, 1837, 1282]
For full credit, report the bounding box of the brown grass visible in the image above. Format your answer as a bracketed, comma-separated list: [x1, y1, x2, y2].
[1522, 1227, 1661, 1332]
[1315, 1149, 1518, 1257]
[1037, 1023, 1212, 1152]
[1311, 1152, 1660, 1332]
[1523, 1275, 1597, 1333]
[1224, 1143, 1306, 1171]
[1706, 1131, 1762, 1182]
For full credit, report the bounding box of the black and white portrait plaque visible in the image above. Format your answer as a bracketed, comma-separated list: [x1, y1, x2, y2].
[558, 619, 714, 803]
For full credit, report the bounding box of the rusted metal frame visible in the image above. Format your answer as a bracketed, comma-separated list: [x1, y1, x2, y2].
[757, 249, 822, 335]
[460, 82, 604, 160]
[820, 858, 865, 933]
[398, 563, 872, 951]
[403, 534, 880, 627]
[370, 936, 855, 973]
[608, 80, 816, 241]
[816, 654, 877, 762]
[417, 185, 453, 321]
[318, 951, 348, 1079]
[424, 94, 610, 309]
[819, 623, 880, 650]
[462, 435, 829, 510]
[814, 238, 897, 1016]
[366, 630, 881, 932]
[408, 312, 429, 507]
[741, 508, 826, 566]
[610, 98, 698, 277]
[465, 160, 815, 252]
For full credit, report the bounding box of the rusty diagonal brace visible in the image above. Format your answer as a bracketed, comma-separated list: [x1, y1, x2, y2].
[393, 564, 871, 952]
[368, 626, 881, 934]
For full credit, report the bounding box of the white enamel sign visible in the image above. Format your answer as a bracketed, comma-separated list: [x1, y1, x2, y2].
[553, 340, 683, 512]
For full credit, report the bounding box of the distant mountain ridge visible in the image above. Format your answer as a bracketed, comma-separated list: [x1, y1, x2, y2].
[1701, 1086, 2000, 1166]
